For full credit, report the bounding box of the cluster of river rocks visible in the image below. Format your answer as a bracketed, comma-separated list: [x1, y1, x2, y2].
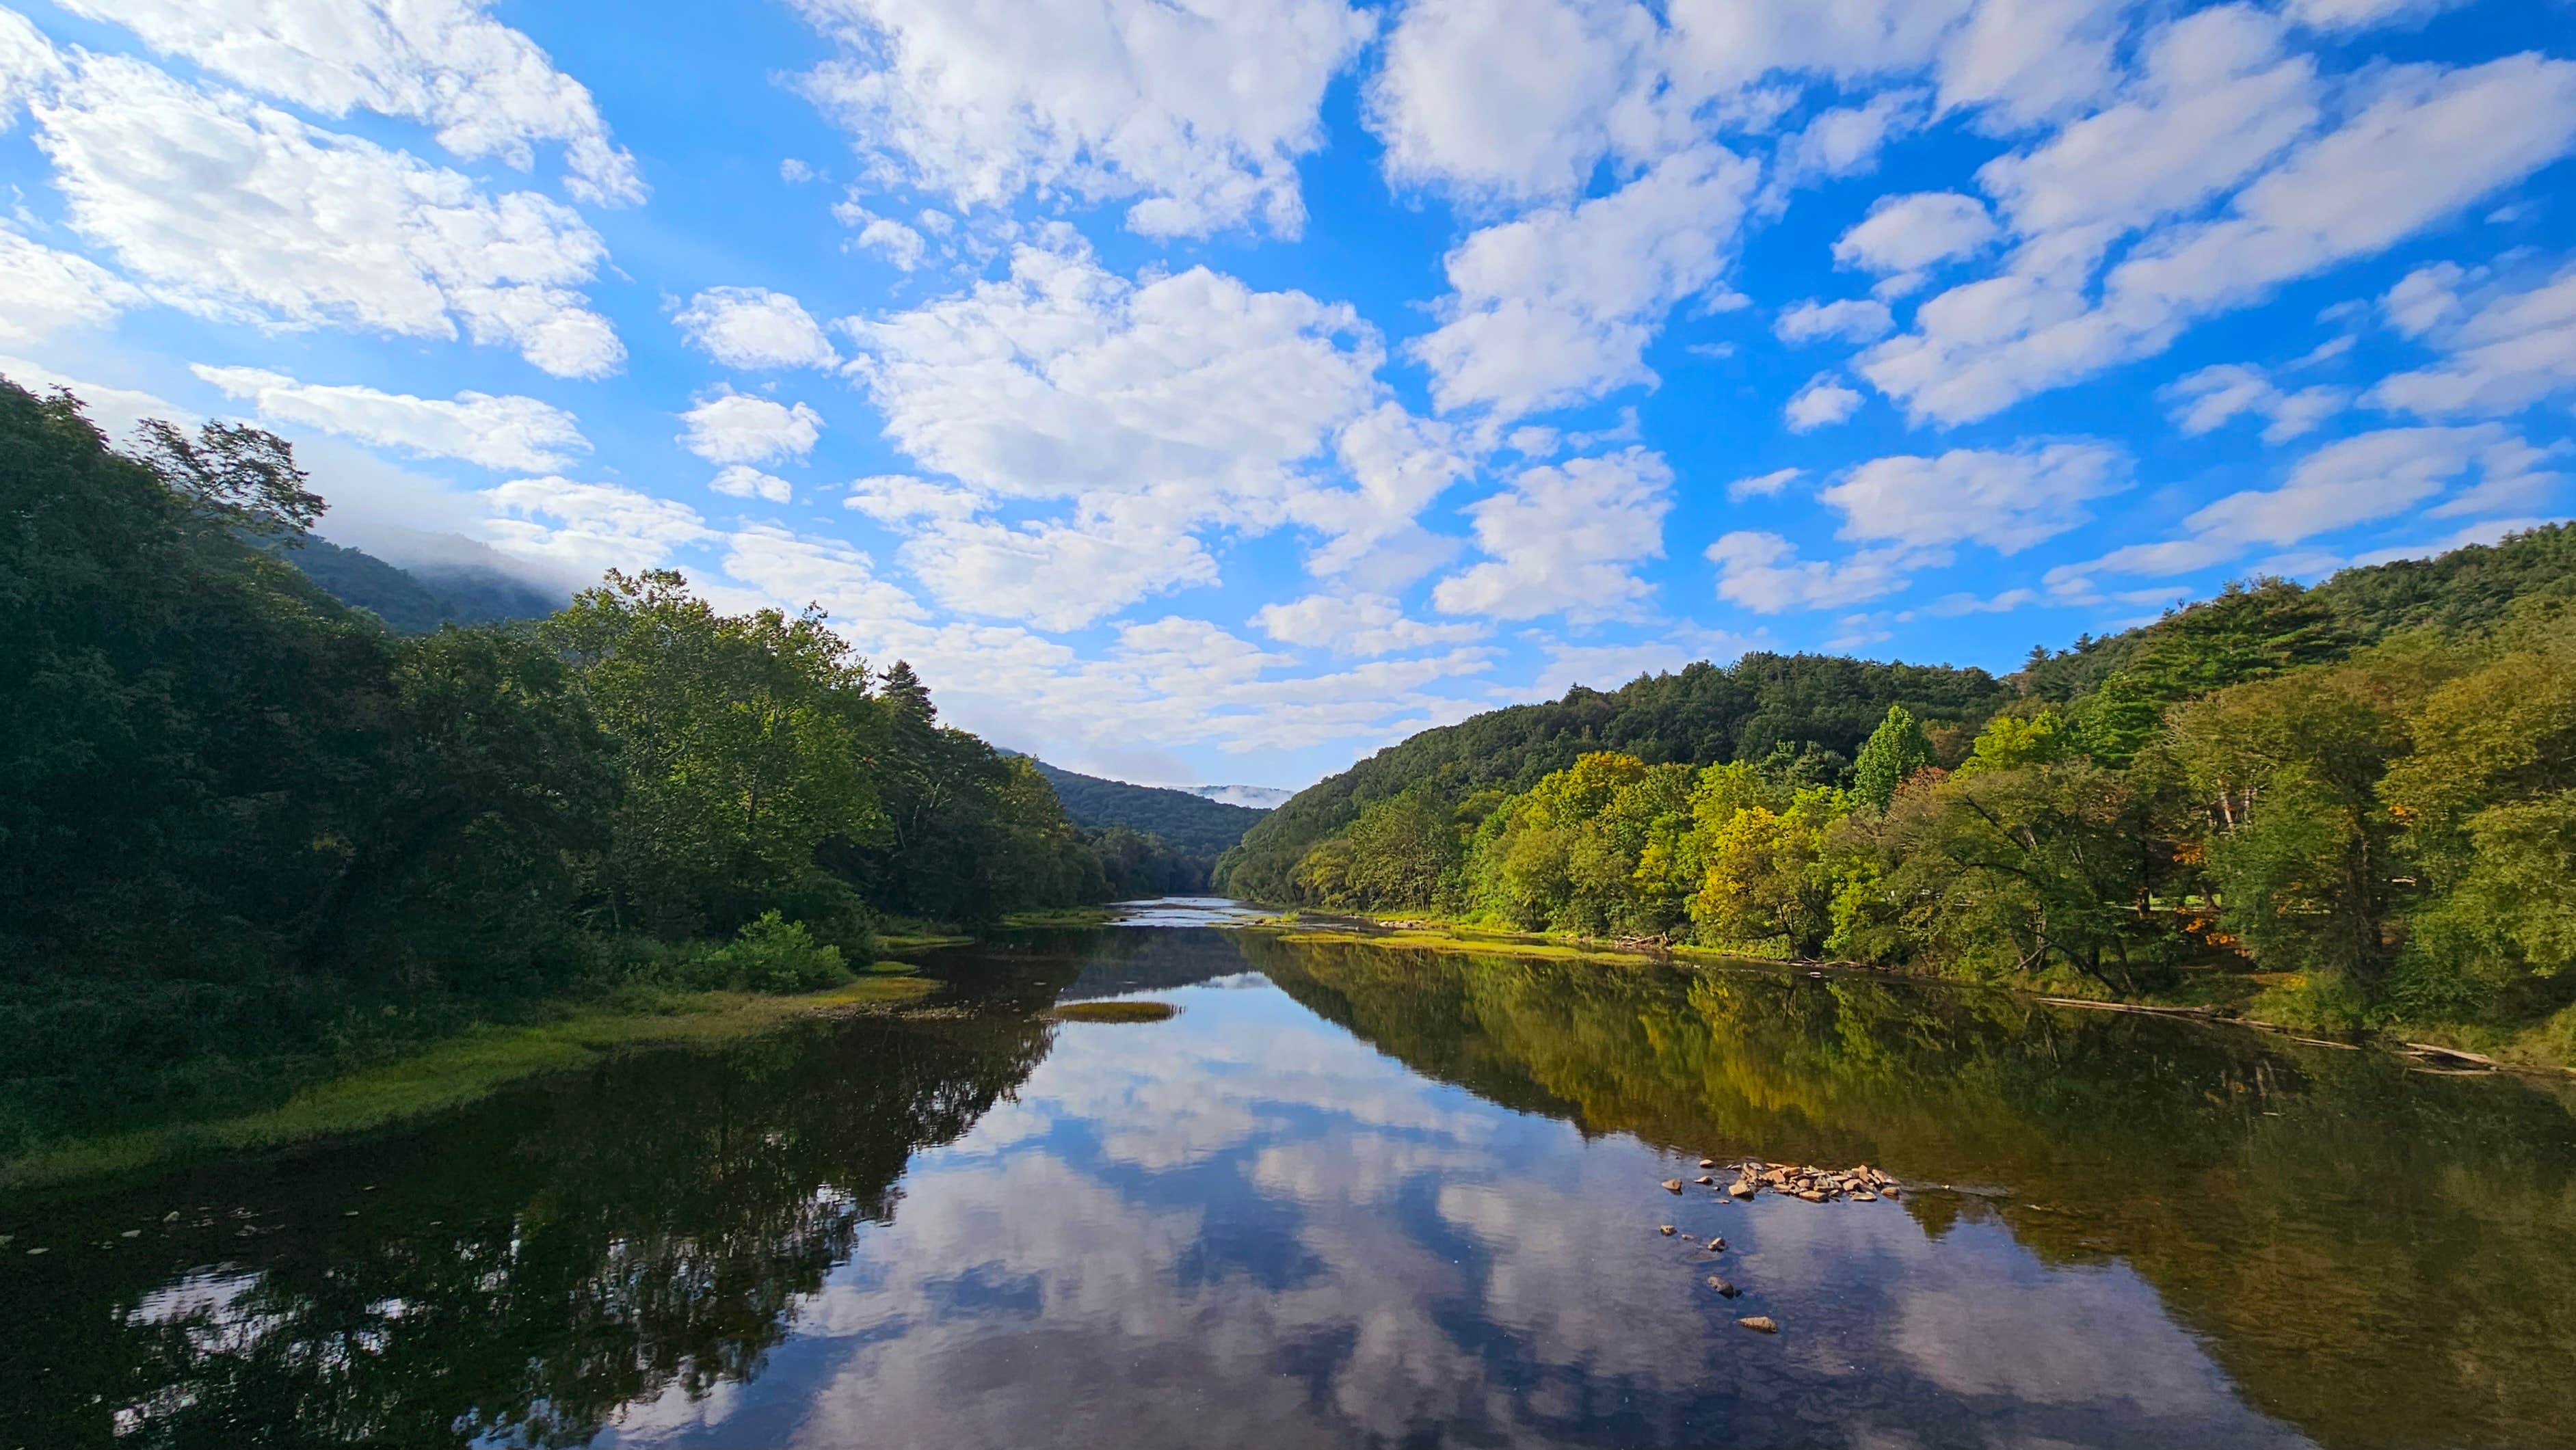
[1656, 1158, 1904, 1334]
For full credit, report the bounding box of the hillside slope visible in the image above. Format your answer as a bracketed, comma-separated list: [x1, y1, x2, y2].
[1220, 653, 2010, 902]
[1029, 762, 1266, 859]
[281, 535, 562, 634]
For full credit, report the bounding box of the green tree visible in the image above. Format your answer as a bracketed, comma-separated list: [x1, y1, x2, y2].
[1853, 705, 1935, 811]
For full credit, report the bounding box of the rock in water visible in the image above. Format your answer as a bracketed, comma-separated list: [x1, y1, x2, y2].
[1662, 1179, 1685, 1194]
[1738, 1315, 1778, 1333]
[1699, 1159, 1718, 1169]
[1660, 1224, 1677, 1236]
[1708, 1276, 1740, 1296]
[1727, 1182, 1755, 1199]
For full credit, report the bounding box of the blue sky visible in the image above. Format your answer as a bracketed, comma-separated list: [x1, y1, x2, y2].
[2, 0, 2571, 790]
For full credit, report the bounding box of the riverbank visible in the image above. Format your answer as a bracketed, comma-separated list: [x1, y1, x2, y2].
[0, 974, 938, 1192]
[1247, 911, 2576, 1077]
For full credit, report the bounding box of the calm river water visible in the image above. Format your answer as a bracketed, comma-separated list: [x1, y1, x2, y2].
[6, 900, 2574, 1448]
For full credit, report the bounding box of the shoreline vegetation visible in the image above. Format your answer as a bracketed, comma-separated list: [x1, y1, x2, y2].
[0, 378, 1225, 1172]
[1219, 527, 2576, 1075]
[1, 974, 938, 1192]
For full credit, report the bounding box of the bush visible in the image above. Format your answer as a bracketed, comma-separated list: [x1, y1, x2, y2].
[708, 912, 851, 993]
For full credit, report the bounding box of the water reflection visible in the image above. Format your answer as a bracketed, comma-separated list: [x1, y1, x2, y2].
[5, 930, 2573, 1449]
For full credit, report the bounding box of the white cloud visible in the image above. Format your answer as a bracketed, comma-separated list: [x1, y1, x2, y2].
[1705, 531, 1922, 613]
[845, 474, 988, 524]
[1432, 448, 1672, 620]
[1531, 630, 1753, 696]
[678, 390, 823, 466]
[2163, 362, 2346, 442]
[2367, 260, 2576, 418]
[899, 509, 1217, 632]
[711, 466, 793, 504]
[1832, 191, 1997, 285]
[847, 247, 1385, 516]
[1775, 298, 1895, 345]
[1975, 5, 2317, 278]
[1726, 466, 1803, 501]
[55, 0, 643, 204]
[1253, 593, 1486, 656]
[480, 476, 713, 573]
[793, 0, 1372, 237]
[1785, 375, 1864, 431]
[191, 364, 589, 472]
[1865, 50, 2576, 422]
[2283, 0, 2473, 31]
[32, 54, 622, 377]
[1366, 0, 1668, 204]
[1822, 440, 2127, 552]
[0, 5, 61, 127]
[0, 221, 140, 343]
[1410, 145, 1757, 419]
[1768, 88, 1925, 194]
[1934, 0, 2125, 129]
[717, 523, 924, 626]
[674, 287, 839, 370]
[2054, 426, 2551, 586]
[1292, 403, 1473, 585]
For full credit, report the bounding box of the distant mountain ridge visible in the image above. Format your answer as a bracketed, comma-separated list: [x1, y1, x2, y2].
[278, 534, 563, 634]
[1178, 783, 1293, 810]
[1026, 761, 1266, 859]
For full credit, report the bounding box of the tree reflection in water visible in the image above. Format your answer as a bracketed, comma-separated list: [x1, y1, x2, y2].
[5, 931, 2574, 1449]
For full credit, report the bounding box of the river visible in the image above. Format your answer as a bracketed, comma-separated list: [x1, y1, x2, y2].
[5, 900, 2573, 1448]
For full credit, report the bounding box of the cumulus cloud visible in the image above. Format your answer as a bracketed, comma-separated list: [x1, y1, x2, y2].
[678, 390, 823, 466]
[1410, 145, 1757, 419]
[1253, 593, 1487, 656]
[1785, 375, 1864, 431]
[899, 509, 1218, 632]
[1822, 440, 2128, 552]
[2164, 362, 2346, 442]
[190, 365, 589, 472]
[675, 287, 839, 370]
[1775, 298, 1895, 345]
[31, 54, 622, 377]
[0, 222, 140, 343]
[1832, 191, 1998, 291]
[1705, 531, 1924, 614]
[1875, 31, 2576, 422]
[845, 474, 988, 524]
[717, 523, 924, 626]
[1727, 466, 1803, 501]
[55, 0, 643, 204]
[710, 465, 793, 504]
[793, 0, 1372, 237]
[847, 246, 1383, 514]
[2367, 260, 2576, 418]
[1431, 448, 1672, 620]
[0, 5, 62, 126]
[481, 476, 713, 573]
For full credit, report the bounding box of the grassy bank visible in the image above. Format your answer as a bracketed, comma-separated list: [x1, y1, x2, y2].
[1, 975, 935, 1192]
[1249, 912, 2576, 1075]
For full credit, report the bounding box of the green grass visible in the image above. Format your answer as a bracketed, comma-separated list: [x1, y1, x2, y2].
[1000, 907, 1115, 928]
[0, 976, 935, 1191]
[1049, 1000, 1178, 1023]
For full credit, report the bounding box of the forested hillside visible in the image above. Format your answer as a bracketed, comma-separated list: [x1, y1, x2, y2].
[1030, 761, 1266, 895]
[1220, 655, 2010, 902]
[1225, 524, 2576, 1061]
[280, 534, 563, 634]
[0, 378, 1117, 1147]
[1031, 762, 1264, 855]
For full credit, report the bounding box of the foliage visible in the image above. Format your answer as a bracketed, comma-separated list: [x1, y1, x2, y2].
[1221, 652, 2010, 901]
[1852, 704, 1934, 810]
[0, 376, 1115, 1149]
[1234, 524, 2576, 1044]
